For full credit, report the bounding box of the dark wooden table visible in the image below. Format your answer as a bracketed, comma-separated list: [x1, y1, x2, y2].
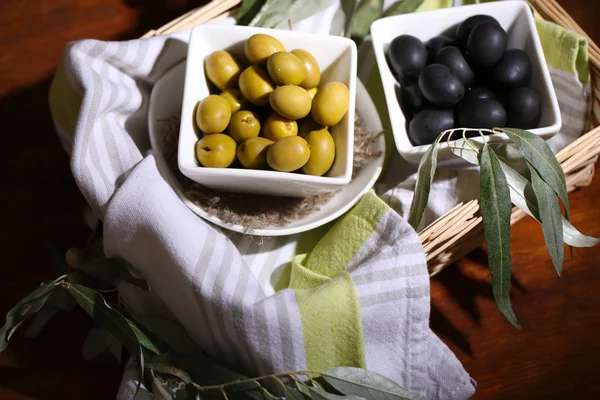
[1, 1, 599, 399]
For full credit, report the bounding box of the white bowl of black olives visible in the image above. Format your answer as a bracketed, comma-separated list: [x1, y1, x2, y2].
[371, 0, 562, 165]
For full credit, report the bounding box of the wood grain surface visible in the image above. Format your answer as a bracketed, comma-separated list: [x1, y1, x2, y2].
[0, 0, 598, 399]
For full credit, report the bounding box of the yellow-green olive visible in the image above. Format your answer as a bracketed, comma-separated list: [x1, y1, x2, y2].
[307, 87, 318, 100]
[219, 88, 248, 114]
[196, 134, 237, 168]
[267, 51, 307, 85]
[291, 49, 321, 89]
[269, 86, 312, 120]
[262, 113, 298, 141]
[205, 50, 242, 91]
[245, 34, 285, 65]
[297, 115, 324, 138]
[267, 136, 311, 172]
[302, 128, 335, 176]
[238, 65, 275, 106]
[195, 95, 231, 134]
[237, 137, 273, 169]
[228, 110, 261, 143]
[311, 82, 349, 126]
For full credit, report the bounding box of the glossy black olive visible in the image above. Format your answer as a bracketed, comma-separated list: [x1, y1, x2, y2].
[435, 46, 475, 86]
[425, 35, 453, 64]
[461, 87, 496, 108]
[387, 35, 427, 79]
[491, 49, 532, 88]
[466, 22, 507, 68]
[456, 14, 500, 49]
[418, 64, 465, 107]
[397, 79, 427, 119]
[506, 87, 541, 129]
[409, 109, 455, 145]
[458, 98, 507, 129]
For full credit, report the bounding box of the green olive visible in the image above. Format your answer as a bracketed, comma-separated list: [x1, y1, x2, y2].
[297, 115, 323, 138]
[302, 128, 335, 176]
[228, 110, 261, 143]
[269, 86, 312, 120]
[311, 82, 349, 126]
[307, 87, 318, 100]
[219, 88, 248, 114]
[239, 65, 275, 106]
[195, 95, 231, 134]
[205, 50, 242, 91]
[267, 51, 307, 86]
[245, 34, 285, 65]
[237, 137, 273, 169]
[196, 134, 237, 168]
[267, 136, 310, 172]
[291, 49, 321, 89]
[262, 113, 298, 141]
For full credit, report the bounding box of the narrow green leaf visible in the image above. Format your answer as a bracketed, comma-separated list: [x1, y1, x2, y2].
[350, 0, 383, 39]
[527, 162, 564, 275]
[322, 367, 426, 400]
[147, 361, 193, 384]
[330, 0, 357, 36]
[237, 0, 267, 25]
[286, 387, 310, 400]
[449, 137, 481, 165]
[76, 258, 148, 290]
[24, 286, 76, 339]
[382, 0, 425, 17]
[82, 327, 122, 364]
[250, 0, 336, 29]
[64, 284, 160, 356]
[407, 135, 442, 229]
[479, 144, 519, 328]
[500, 161, 600, 247]
[152, 371, 175, 400]
[306, 385, 363, 400]
[501, 128, 571, 221]
[0, 276, 64, 352]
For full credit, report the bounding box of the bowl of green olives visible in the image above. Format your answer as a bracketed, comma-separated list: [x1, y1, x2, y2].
[371, 0, 562, 165]
[178, 25, 357, 197]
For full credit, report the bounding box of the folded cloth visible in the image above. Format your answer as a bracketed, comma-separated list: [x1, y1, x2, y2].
[50, 15, 474, 400]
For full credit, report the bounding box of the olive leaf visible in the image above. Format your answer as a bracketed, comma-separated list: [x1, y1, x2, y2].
[82, 327, 123, 365]
[478, 143, 519, 328]
[500, 161, 600, 248]
[0, 275, 65, 352]
[74, 257, 149, 290]
[330, 0, 357, 37]
[382, 0, 425, 17]
[24, 286, 75, 338]
[407, 134, 443, 229]
[286, 387, 311, 400]
[63, 283, 161, 356]
[305, 384, 364, 400]
[250, 0, 336, 29]
[322, 367, 426, 400]
[502, 128, 571, 221]
[528, 162, 564, 275]
[237, 0, 267, 26]
[350, 0, 383, 40]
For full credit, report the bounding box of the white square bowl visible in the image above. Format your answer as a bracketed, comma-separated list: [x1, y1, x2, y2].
[178, 25, 357, 197]
[371, 0, 562, 165]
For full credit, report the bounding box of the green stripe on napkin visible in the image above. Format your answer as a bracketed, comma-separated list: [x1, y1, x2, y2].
[535, 19, 590, 84]
[288, 191, 390, 371]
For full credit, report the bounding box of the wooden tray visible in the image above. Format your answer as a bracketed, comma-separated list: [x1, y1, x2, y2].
[142, 0, 600, 276]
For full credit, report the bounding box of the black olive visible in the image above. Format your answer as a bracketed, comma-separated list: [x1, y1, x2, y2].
[387, 35, 427, 79]
[458, 98, 507, 129]
[456, 14, 500, 49]
[396, 78, 427, 119]
[506, 87, 541, 129]
[491, 49, 532, 88]
[466, 22, 507, 68]
[425, 35, 453, 64]
[409, 109, 455, 146]
[435, 46, 475, 87]
[460, 86, 496, 109]
[418, 64, 465, 107]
